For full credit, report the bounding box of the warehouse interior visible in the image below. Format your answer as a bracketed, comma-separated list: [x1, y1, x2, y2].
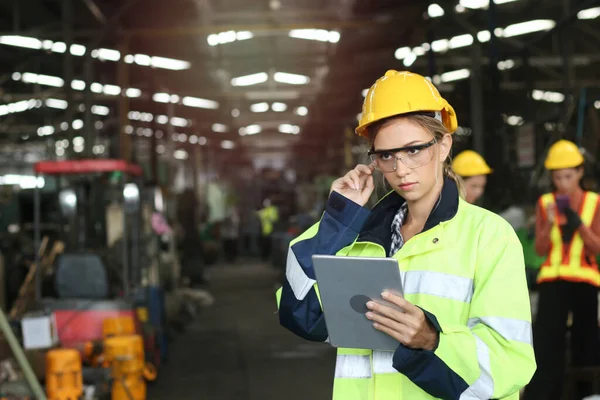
[0, 0, 598, 399]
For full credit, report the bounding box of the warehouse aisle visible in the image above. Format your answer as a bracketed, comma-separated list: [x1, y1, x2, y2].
[148, 262, 336, 400]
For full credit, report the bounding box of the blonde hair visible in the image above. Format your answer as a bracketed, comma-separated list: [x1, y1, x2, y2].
[367, 114, 466, 199]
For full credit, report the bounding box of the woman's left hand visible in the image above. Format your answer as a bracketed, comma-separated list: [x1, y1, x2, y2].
[366, 292, 439, 351]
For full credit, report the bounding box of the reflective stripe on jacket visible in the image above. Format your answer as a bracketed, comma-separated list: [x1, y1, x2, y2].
[537, 191, 600, 286]
[276, 179, 536, 400]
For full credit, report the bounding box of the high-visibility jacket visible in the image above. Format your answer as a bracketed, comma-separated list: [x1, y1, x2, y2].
[258, 205, 279, 236]
[537, 192, 600, 286]
[276, 179, 536, 400]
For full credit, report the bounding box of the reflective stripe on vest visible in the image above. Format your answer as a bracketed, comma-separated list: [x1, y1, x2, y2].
[538, 192, 600, 286]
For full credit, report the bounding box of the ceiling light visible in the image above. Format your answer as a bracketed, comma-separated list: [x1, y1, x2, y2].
[477, 31, 491, 42]
[52, 42, 66, 53]
[578, 7, 600, 19]
[288, 29, 340, 43]
[150, 56, 191, 70]
[171, 117, 189, 127]
[95, 121, 104, 129]
[236, 31, 254, 41]
[70, 44, 86, 56]
[189, 135, 198, 144]
[394, 47, 412, 60]
[0, 35, 42, 49]
[37, 126, 54, 136]
[91, 105, 110, 116]
[455, 4, 466, 12]
[272, 102, 287, 112]
[21, 72, 64, 87]
[124, 55, 134, 63]
[174, 149, 188, 160]
[274, 72, 310, 85]
[90, 83, 103, 93]
[531, 89, 564, 103]
[412, 46, 426, 56]
[198, 137, 207, 145]
[212, 123, 228, 132]
[92, 48, 120, 61]
[231, 109, 240, 117]
[497, 59, 515, 70]
[155, 115, 169, 124]
[502, 20, 556, 38]
[181, 96, 219, 109]
[45, 98, 68, 109]
[595, 101, 600, 110]
[125, 88, 142, 98]
[449, 34, 473, 49]
[459, 0, 518, 9]
[103, 84, 121, 96]
[207, 34, 219, 46]
[153, 93, 171, 103]
[72, 120, 84, 130]
[427, 4, 445, 18]
[134, 54, 151, 66]
[157, 144, 165, 154]
[250, 102, 269, 113]
[72, 80, 85, 90]
[221, 140, 235, 149]
[241, 124, 261, 136]
[295, 106, 308, 116]
[403, 53, 417, 67]
[279, 124, 300, 134]
[431, 39, 450, 53]
[231, 72, 269, 87]
[440, 69, 470, 82]
[506, 115, 524, 126]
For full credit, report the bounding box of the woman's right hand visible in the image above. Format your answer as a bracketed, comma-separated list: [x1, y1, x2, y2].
[329, 164, 376, 207]
[546, 203, 556, 225]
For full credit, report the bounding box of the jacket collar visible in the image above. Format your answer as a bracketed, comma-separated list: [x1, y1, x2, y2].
[357, 177, 460, 252]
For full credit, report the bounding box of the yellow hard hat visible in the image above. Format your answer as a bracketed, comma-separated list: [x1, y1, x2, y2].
[544, 139, 584, 170]
[452, 150, 492, 177]
[356, 70, 458, 137]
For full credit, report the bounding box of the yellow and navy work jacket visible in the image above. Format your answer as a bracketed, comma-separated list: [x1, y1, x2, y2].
[258, 205, 279, 236]
[276, 179, 536, 400]
[537, 191, 600, 286]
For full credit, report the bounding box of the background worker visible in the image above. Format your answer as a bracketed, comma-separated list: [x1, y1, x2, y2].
[524, 139, 600, 400]
[452, 149, 492, 204]
[277, 70, 535, 400]
[257, 198, 279, 261]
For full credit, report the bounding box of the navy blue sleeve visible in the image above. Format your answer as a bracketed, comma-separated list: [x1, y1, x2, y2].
[279, 191, 371, 341]
[392, 309, 469, 400]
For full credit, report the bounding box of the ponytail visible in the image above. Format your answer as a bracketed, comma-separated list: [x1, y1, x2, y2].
[443, 158, 466, 199]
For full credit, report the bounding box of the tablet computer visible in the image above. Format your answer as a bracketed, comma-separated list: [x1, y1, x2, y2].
[312, 254, 403, 351]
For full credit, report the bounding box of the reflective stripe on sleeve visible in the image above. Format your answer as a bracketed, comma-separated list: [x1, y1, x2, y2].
[403, 270, 474, 303]
[468, 317, 533, 345]
[459, 336, 494, 399]
[285, 248, 316, 301]
[372, 350, 398, 374]
[334, 354, 372, 379]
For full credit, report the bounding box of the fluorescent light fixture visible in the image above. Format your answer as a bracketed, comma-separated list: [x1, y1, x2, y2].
[531, 89, 564, 103]
[70, 44, 86, 56]
[155, 115, 169, 124]
[45, 98, 68, 109]
[90, 83, 103, 93]
[181, 96, 219, 109]
[52, 42, 66, 53]
[0, 35, 42, 49]
[218, 31, 236, 44]
[431, 39, 450, 53]
[440, 69, 470, 82]
[449, 34, 473, 49]
[578, 7, 600, 19]
[178, 133, 187, 142]
[72, 80, 85, 90]
[506, 115, 524, 126]
[394, 47, 412, 60]
[207, 34, 219, 46]
[403, 53, 417, 67]
[477, 30, 491, 42]
[103, 84, 121, 96]
[497, 59, 515, 70]
[428, 4, 445, 18]
[279, 124, 300, 134]
[92, 48, 120, 61]
[595, 101, 600, 110]
[153, 93, 171, 103]
[459, 0, 518, 9]
[125, 88, 142, 98]
[0, 174, 44, 189]
[174, 149, 188, 160]
[271, 102, 287, 112]
[134, 54, 151, 66]
[412, 46, 426, 56]
[124, 55, 134, 63]
[288, 29, 340, 43]
[91, 105, 109, 116]
[221, 140, 235, 149]
[502, 20, 555, 38]
[240, 124, 261, 136]
[231, 72, 269, 87]
[128, 111, 141, 120]
[250, 102, 270, 113]
[295, 106, 308, 116]
[189, 135, 198, 144]
[150, 56, 190, 70]
[37, 126, 55, 136]
[198, 136, 207, 145]
[140, 112, 153, 122]
[212, 123, 228, 133]
[93, 145, 105, 155]
[72, 119, 84, 130]
[274, 72, 310, 85]
[236, 31, 254, 41]
[171, 117, 189, 127]
[21, 72, 64, 87]
[0, 100, 36, 116]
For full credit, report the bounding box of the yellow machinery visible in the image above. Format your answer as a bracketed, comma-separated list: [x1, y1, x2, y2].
[105, 335, 157, 400]
[84, 316, 137, 367]
[45, 348, 83, 400]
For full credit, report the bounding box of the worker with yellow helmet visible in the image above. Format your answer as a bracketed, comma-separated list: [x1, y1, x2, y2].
[276, 70, 535, 399]
[452, 150, 492, 204]
[524, 139, 600, 400]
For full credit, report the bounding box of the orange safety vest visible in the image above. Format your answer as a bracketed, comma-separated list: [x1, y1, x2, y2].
[537, 191, 600, 286]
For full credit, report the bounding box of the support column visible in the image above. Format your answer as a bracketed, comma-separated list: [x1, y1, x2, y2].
[469, 42, 484, 156]
[118, 37, 131, 161]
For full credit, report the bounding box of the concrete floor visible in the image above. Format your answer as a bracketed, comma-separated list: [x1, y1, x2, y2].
[148, 262, 336, 400]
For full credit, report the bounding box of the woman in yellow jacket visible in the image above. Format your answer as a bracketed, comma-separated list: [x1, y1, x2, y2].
[452, 150, 492, 204]
[523, 139, 600, 400]
[276, 70, 535, 399]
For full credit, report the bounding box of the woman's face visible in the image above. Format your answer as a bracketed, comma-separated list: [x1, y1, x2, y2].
[464, 175, 487, 204]
[552, 168, 583, 195]
[373, 118, 451, 202]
